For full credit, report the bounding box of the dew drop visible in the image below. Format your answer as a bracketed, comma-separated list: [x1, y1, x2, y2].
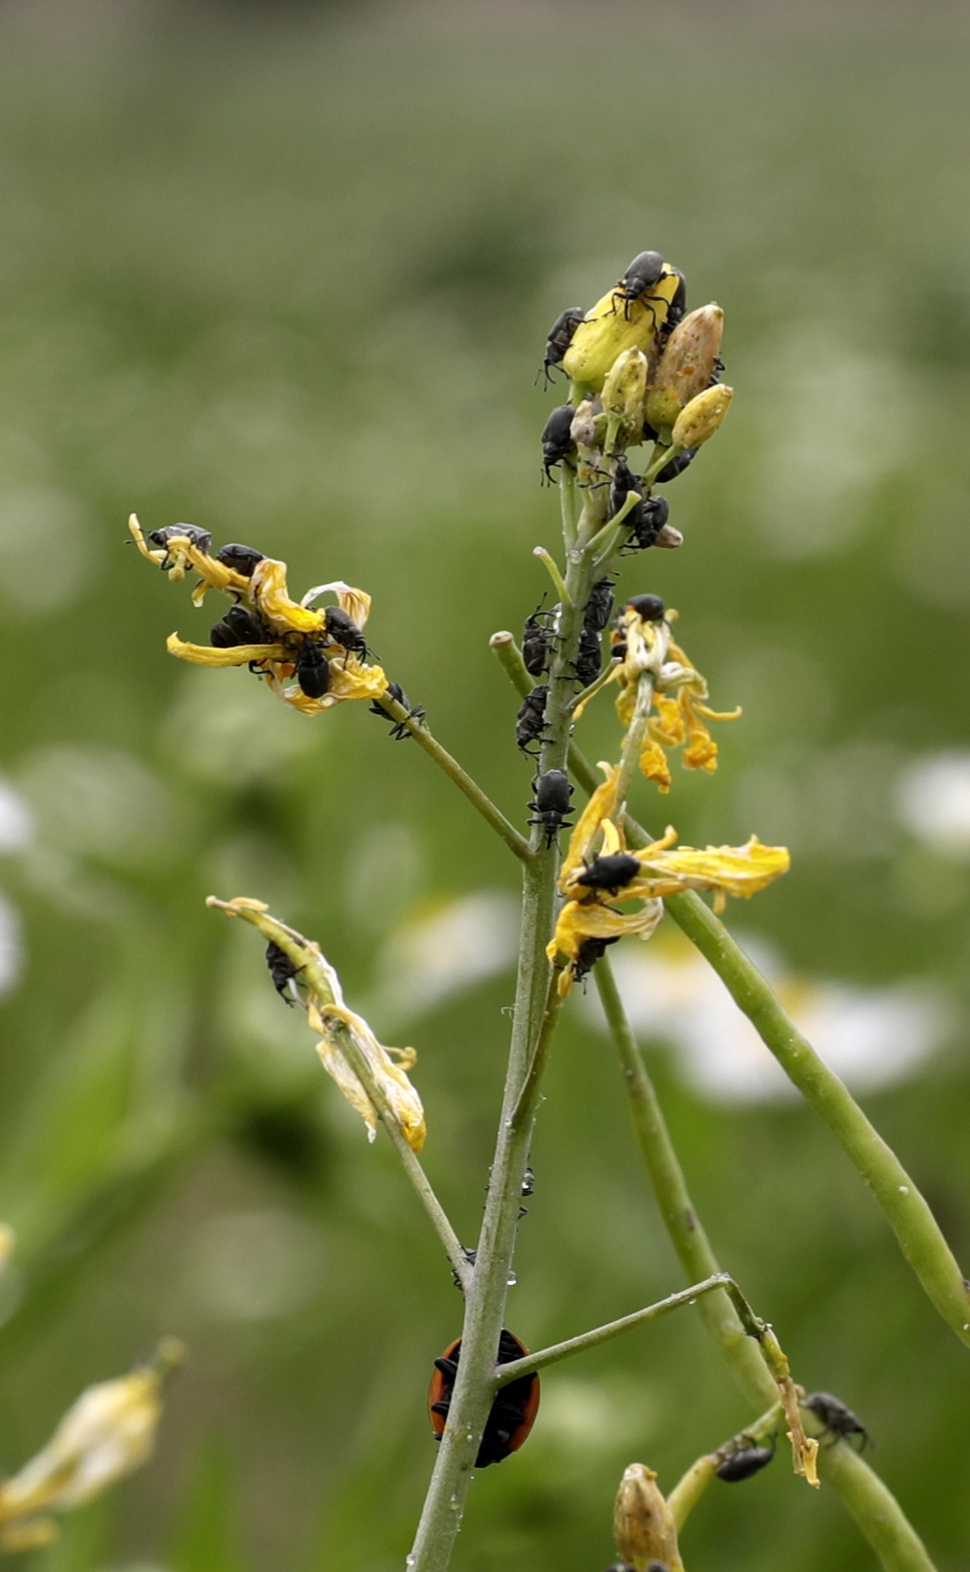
[899, 1185, 909, 1194]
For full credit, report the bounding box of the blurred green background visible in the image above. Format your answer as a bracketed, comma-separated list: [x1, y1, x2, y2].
[0, 1, 969, 1567]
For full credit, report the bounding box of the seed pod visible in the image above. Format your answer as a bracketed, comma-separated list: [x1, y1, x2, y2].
[671, 384, 734, 449]
[613, 1463, 681, 1571]
[643, 386, 683, 434]
[653, 304, 724, 406]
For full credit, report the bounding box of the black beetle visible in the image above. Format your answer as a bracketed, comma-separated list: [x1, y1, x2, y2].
[624, 494, 670, 552]
[613, 249, 666, 321]
[803, 1393, 871, 1451]
[324, 605, 368, 662]
[574, 852, 641, 895]
[541, 403, 576, 484]
[209, 604, 270, 648]
[658, 267, 688, 339]
[626, 594, 666, 623]
[528, 769, 573, 848]
[295, 641, 331, 699]
[215, 542, 265, 576]
[573, 624, 602, 687]
[655, 446, 698, 484]
[522, 603, 558, 678]
[583, 577, 615, 634]
[369, 680, 426, 740]
[573, 934, 620, 986]
[716, 1435, 777, 1482]
[146, 522, 213, 560]
[265, 940, 302, 1005]
[515, 685, 549, 755]
[537, 306, 585, 387]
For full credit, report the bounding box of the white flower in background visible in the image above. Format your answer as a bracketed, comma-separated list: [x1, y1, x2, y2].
[371, 891, 519, 1017]
[895, 751, 970, 860]
[589, 931, 950, 1104]
[0, 777, 32, 997]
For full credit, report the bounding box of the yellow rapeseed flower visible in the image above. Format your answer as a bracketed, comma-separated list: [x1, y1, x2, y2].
[562, 268, 684, 390]
[208, 897, 426, 1152]
[129, 514, 388, 716]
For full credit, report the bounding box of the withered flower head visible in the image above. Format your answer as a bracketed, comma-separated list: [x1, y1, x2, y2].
[208, 897, 426, 1153]
[0, 1341, 184, 1553]
[613, 1463, 682, 1571]
[129, 514, 388, 717]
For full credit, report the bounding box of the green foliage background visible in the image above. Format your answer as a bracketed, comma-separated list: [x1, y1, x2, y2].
[0, 4, 968, 1568]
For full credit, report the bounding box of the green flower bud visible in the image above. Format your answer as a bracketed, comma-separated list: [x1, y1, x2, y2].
[671, 384, 734, 449]
[613, 1463, 682, 1572]
[602, 348, 648, 421]
[653, 304, 724, 406]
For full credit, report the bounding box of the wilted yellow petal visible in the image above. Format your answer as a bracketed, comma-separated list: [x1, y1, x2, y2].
[0, 1344, 182, 1528]
[166, 632, 288, 667]
[548, 895, 664, 967]
[301, 580, 372, 630]
[315, 1003, 426, 1153]
[558, 764, 621, 888]
[250, 558, 326, 636]
[639, 738, 672, 792]
[628, 834, 790, 902]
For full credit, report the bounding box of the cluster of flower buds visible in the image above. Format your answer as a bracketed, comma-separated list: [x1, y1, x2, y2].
[537, 249, 733, 552]
[0, 1341, 184, 1553]
[129, 514, 388, 717]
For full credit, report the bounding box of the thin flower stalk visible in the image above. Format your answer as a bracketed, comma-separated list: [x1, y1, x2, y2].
[206, 897, 471, 1290]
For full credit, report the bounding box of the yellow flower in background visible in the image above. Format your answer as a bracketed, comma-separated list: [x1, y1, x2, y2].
[0, 1224, 13, 1272]
[0, 1341, 183, 1553]
[208, 897, 426, 1153]
[129, 514, 388, 716]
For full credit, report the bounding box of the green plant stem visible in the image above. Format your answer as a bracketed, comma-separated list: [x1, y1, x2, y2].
[594, 958, 778, 1406]
[666, 1454, 719, 1529]
[494, 1273, 752, 1385]
[555, 736, 970, 1349]
[408, 458, 611, 1572]
[375, 695, 532, 865]
[596, 953, 939, 1571]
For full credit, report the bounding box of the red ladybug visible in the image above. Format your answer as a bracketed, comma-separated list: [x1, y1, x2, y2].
[428, 1328, 540, 1467]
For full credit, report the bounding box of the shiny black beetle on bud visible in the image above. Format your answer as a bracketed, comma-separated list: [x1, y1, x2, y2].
[528, 769, 573, 848]
[537, 307, 584, 387]
[541, 403, 577, 484]
[573, 934, 620, 986]
[215, 542, 265, 577]
[573, 625, 602, 687]
[613, 249, 666, 320]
